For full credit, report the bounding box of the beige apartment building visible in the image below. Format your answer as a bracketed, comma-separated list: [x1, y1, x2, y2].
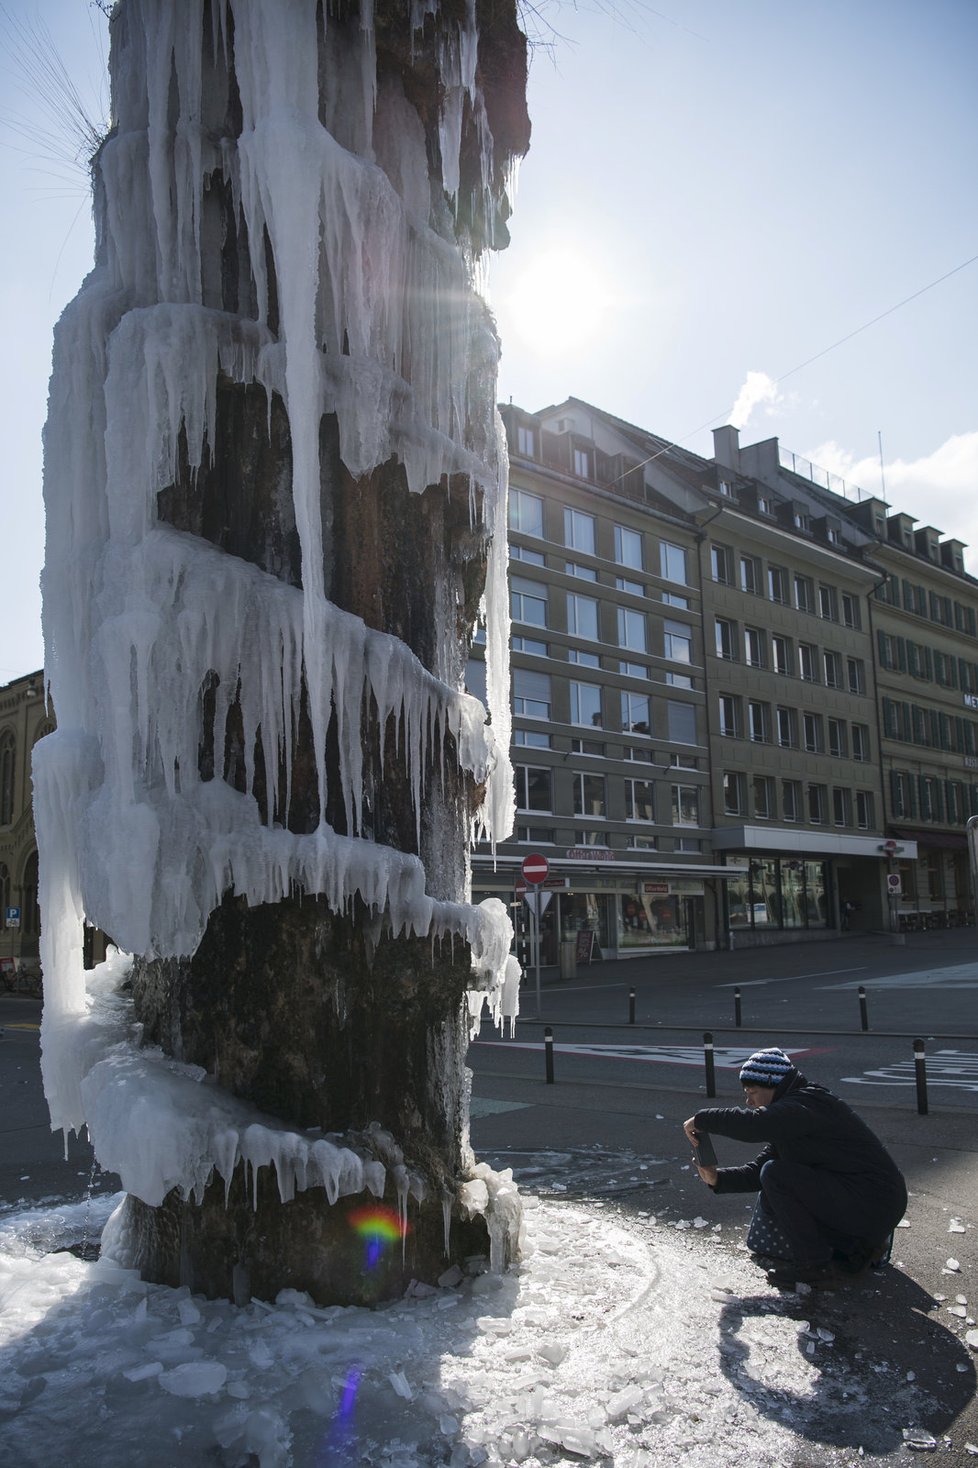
[475, 400, 978, 955]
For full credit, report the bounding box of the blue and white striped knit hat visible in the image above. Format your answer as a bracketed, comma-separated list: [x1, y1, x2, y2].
[739, 1047, 796, 1088]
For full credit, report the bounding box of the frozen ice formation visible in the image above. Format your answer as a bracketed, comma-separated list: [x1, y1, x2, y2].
[36, 0, 521, 1225]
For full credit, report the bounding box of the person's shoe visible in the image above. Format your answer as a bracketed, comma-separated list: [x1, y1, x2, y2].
[766, 1261, 841, 1291]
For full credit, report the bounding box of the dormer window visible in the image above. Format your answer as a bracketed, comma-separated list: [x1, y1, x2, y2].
[516, 424, 536, 457]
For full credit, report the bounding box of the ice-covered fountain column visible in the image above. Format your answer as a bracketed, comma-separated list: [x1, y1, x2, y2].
[35, 0, 529, 1304]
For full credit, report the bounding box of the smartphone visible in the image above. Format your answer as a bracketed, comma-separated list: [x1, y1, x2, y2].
[692, 1130, 718, 1169]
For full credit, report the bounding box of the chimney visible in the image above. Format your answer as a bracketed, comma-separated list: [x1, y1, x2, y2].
[713, 424, 740, 471]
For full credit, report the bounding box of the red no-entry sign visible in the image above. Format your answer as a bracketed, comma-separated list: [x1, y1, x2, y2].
[521, 853, 550, 885]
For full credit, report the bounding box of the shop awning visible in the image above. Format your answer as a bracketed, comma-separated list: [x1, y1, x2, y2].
[892, 828, 968, 851]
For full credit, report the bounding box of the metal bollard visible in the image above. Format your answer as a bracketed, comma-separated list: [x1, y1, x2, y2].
[703, 1031, 716, 1098]
[913, 1038, 928, 1115]
[629, 988, 636, 1024]
[734, 987, 742, 1027]
[858, 985, 869, 1032]
[544, 1026, 555, 1085]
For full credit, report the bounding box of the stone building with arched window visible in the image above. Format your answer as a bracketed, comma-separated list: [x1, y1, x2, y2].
[0, 670, 51, 988]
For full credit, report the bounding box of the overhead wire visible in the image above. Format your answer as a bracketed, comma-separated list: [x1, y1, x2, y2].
[615, 250, 978, 484]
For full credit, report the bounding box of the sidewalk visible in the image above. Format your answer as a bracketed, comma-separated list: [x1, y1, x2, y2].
[470, 1064, 978, 1463]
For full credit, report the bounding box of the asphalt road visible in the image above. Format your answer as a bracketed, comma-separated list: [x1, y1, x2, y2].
[470, 927, 978, 1116]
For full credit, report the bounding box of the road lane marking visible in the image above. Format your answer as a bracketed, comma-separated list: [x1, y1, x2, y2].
[842, 1049, 978, 1091]
[474, 1041, 815, 1068]
[820, 963, 978, 991]
[718, 967, 866, 988]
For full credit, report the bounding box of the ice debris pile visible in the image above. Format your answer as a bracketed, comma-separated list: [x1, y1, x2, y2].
[36, 0, 521, 1202]
[0, 1191, 963, 1468]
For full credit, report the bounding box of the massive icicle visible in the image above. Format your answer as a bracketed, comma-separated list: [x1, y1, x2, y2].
[36, 0, 524, 1230]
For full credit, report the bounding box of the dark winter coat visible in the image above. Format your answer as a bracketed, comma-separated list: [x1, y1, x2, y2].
[694, 1071, 907, 1213]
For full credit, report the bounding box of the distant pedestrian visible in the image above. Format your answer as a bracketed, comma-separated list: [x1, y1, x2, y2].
[683, 1046, 907, 1289]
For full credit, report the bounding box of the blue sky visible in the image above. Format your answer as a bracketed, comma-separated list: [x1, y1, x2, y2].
[1, 0, 976, 682]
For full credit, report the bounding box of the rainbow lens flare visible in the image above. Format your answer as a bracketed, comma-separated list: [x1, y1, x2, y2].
[347, 1205, 410, 1243]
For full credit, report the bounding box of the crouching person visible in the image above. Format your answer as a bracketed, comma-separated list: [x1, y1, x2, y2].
[683, 1047, 907, 1289]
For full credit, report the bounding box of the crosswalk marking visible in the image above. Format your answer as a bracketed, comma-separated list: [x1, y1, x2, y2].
[843, 1049, 978, 1091]
[821, 963, 978, 991]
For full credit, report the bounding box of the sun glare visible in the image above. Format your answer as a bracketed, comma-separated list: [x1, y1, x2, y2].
[502, 248, 610, 356]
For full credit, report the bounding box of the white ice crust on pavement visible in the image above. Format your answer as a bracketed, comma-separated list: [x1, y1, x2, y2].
[0, 1192, 943, 1468]
[36, 0, 519, 1207]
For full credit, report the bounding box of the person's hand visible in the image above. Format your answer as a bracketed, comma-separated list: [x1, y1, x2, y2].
[683, 1116, 717, 1185]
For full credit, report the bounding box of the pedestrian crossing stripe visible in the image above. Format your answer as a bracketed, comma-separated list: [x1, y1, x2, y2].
[843, 1050, 978, 1091]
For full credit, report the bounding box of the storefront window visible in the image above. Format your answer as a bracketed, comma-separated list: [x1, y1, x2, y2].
[750, 858, 779, 926]
[617, 891, 683, 948]
[780, 860, 805, 928]
[804, 861, 827, 926]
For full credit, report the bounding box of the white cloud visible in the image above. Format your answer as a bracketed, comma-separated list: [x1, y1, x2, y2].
[726, 369, 783, 431]
[805, 432, 978, 572]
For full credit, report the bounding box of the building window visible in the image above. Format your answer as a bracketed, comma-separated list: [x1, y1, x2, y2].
[515, 765, 553, 812]
[510, 543, 545, 565]
[513, 669, 551, 720]
[573, 771, 606, 817]
[511, 575, 547, 627]
[509, 487, 544, 538]
[570, 681, 603, 728]
[803, 712, 823, 753]
[0, 862, 9, 930]
[616, 575, 644, 595]
[777, 706, 797, 748]
[740, 556, 760, 594]
[768, 565, 788, 603]
[22, 851, 39, 937]
[671, 785, 700, 825]
[807, 783, 826, 823]
[566, 561, 598, 581]
[516, 424, 536, 457]
[572, 446, 592, 479]
[662, 591, 690, 609]
[625, 779, 655, 822]
[920, 776, 938, 821]
[719, 694, 742, 738]
[715, 618, 736, 660]
[572, 738, 605, 757]
[667, 700, 697, 744]
[794, 575, 815, 613]
[614, 525, 643, 571]
[660, 541, 687, 584]
[568, 649, 600, 670]
[0, 731, 15, 826]
[617, 607, 647, 654]
[856, 791, 874, 828]
[847, 657, 866, 695]
[832, 787, 852, 827]
[828, 718, 847, 758]
[511, 635, 548, 656]
[818, 584, 838, 620]
[782, 780, 800, 822]
[771, 634, 792, 676]
[564, 506, 595, 553]
[722, 771, 746, 815]
[465, 658, 487, 705]
[852, 723, 869, 761]
[567, 593, 599, 640]
[748, 701, 771, 743]
[797, 643, 817, 681]
[744, 626, 766, 668]
[513, 728, 551, 748]
[711, 545, 733, 585]
[753, 775, 775, 819]
[841, 592, 861, 629]
[621, 692, 650, 735]
[516, 825, 555, 844]
[823, 650, 842, 688]
[892, 770, 912, 818]
[663, 619, 692, 664]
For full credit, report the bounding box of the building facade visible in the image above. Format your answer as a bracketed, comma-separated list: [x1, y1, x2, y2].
[0, 670, 50, 983]
[472, 398, 978, 957]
